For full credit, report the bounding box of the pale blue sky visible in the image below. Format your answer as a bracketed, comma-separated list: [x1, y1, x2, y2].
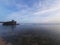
[0, 0, 60, 23]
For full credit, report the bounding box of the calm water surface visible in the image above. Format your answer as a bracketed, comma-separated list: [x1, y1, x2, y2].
[0, 24, 60, 45]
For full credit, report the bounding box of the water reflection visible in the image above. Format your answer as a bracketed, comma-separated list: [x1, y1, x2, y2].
[0, 24, 60, 45]
[0, 25, 16, 37]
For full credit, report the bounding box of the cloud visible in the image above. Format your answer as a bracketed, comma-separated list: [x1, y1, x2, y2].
[33, 7, 60, 15]
[1, 0, 60, 23]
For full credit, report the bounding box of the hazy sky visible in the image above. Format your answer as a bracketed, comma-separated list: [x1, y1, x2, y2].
[0, 0, 60, 23]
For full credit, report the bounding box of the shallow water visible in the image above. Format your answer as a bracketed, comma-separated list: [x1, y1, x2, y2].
[0, 24, 60, 45]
